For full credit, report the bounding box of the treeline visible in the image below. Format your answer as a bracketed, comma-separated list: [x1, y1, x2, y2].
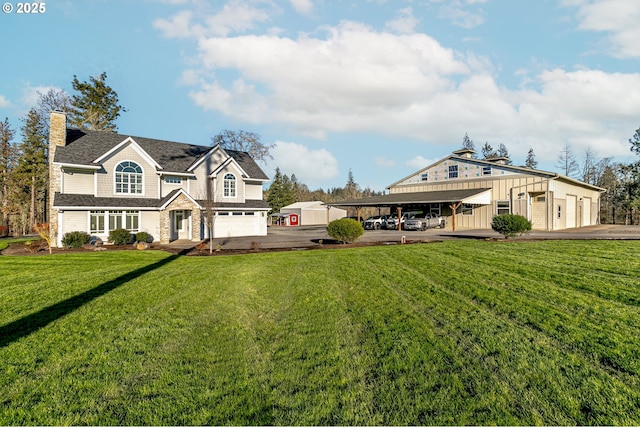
[461, 132, 640, 224]
[0, 73, 125, 236]
[265, 167, 383, 216]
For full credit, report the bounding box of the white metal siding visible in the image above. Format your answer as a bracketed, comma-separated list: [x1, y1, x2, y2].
[583, 197, 591, 227]
[566, 195, 577, 228]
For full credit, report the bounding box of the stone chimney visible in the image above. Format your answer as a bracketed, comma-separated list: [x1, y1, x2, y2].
[49, 111, 67, 148]
[48, 111, 67, 247]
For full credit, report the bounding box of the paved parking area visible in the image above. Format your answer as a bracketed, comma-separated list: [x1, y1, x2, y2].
[206, 224, 640, 251]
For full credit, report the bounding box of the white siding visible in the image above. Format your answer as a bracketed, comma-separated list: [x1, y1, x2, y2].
[96, 144, 159, 198]
[62, 169, 94, 194]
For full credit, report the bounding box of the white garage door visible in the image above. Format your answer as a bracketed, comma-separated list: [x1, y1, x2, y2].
[566, 195, 577, 228]
[583, 197, 591, 227]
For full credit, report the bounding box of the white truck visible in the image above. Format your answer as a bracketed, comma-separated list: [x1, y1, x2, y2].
[403, 212, 446, 231]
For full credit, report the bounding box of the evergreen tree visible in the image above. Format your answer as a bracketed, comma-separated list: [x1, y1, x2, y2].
[266, 167, 295, 213]
[481, 142, 496, 159]
[461, 133, 477, 158]
[16, 109, 48, 229]
[525, 148, 537, 169]
[496, 143, 512, 164]
[629, 127, 640, 156]
[345, 169, 359, 199]
[69, 72, 126, 132]
[0, 118, 17, 232]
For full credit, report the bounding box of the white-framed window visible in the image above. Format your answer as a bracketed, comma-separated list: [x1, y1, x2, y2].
[223, 173, 236, 197]
[115, 161, 143, 194]
[232, 212, 243, 216]
[448, 165, 458, 179]
[109, 211, 123, 230]
[217, 212, 230, 216]
[165, 176, 182, 185]
[483, 165, 492, 176]
[497, 200, 510, 215]
[104, 210, 140, 232]
[421, 172, 429, 182]
[430, 204, 441, 215]
[125, 211, 139, 231]
[90, 210, 105, 233]
[462, 203, 474, 215]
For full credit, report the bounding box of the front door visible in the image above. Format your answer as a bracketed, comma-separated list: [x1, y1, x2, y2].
[172, 210, 190, 240]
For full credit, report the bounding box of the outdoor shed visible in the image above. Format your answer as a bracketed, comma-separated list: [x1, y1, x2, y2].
[280, 201, 346, 226]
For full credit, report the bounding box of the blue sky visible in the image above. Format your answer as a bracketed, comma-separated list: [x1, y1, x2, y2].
[2, 0, 639, 191]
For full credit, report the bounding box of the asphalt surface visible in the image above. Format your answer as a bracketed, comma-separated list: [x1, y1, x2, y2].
[201, 224, 640, 251]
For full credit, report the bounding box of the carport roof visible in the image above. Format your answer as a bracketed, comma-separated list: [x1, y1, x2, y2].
[331, 188, 492, 207]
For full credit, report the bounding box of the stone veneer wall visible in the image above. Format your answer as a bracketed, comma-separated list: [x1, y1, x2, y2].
[159, 193, 201, 244]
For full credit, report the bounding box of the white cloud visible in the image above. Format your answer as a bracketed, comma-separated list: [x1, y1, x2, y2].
[161, 6, 640, 169]
[375, 156, 396, 168]
[437, 0, 486, 29]
[186, 20, 471, 138]
[0, 95, 11, 108]
[567, 0, 640, 58]
[406, 156, 436, 170]
[267, 141, 339, 186]
[289, 0, 314, 16]
[385, 7, 419, 34]
[154, 0, 272, 38]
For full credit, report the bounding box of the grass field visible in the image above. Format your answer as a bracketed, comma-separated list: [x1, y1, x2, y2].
[1, 240, 639, 425]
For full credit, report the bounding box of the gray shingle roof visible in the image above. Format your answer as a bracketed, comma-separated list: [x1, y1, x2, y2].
[54, 192, 270, 210]
[55, 129, 268, 180]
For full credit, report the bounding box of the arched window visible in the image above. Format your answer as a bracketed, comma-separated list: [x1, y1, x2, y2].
[115, 161, 143, 194]
[223, 173, 236, 197]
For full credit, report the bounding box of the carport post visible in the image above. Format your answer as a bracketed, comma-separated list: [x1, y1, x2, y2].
[357, 206, 362, 223]
[449, 202, 462, 232]
[397, 206, 403, 231]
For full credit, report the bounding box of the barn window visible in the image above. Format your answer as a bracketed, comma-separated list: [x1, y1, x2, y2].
[497, 200, 510, 215]
[448, 165, 458, 179]
[462, 203, 473, 215]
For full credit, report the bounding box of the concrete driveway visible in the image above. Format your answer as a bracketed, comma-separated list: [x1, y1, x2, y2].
[209, 224, 640, 251]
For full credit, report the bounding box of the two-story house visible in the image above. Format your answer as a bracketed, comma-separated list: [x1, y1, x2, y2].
[48, 111, 270, 247]
[337, 148, 605, 230]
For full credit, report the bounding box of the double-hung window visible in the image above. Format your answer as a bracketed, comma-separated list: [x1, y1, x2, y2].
[90, 210, 105, 233]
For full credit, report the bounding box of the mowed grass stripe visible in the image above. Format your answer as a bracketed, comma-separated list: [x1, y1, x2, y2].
[332, 245, 640, 424]
[1, 241, 639, 425]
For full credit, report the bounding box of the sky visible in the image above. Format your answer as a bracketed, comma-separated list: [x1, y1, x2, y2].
[1, 0, 640, 192]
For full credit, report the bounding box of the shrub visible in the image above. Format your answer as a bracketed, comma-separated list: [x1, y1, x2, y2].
[135, 231, 153, 243]
[109, 228, 134, 245]
[491, 214, 532, 239]
[62, 231, 91, 248]
[327, 218, 364, 244]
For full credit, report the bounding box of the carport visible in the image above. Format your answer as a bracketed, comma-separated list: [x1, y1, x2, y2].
[332, 188, 492, 231]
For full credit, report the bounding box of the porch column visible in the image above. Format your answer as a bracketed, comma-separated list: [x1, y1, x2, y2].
[159, 210, 170, 244]
[449, 202, 461, 232]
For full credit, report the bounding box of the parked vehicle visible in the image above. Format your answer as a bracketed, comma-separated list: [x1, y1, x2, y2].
[404, 212, 446, 231]
[363, 215, 388, 230]
[385, 211, 422, 230]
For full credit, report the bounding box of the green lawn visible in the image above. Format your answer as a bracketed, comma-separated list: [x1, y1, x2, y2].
[1, 240, 639, 425]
